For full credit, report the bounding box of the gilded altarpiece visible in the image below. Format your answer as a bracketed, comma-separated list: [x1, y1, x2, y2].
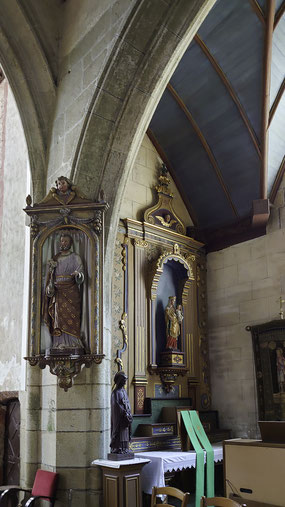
[24, 178, 108, 390]
[112, 168, 211, 415]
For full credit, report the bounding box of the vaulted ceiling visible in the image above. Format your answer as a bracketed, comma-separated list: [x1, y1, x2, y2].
[149, 0, 285, 250]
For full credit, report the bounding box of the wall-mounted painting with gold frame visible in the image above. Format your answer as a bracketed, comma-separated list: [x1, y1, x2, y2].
[24, 177, 108, 390]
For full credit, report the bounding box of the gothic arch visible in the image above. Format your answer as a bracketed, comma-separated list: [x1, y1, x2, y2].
[72, 0, 216, 254]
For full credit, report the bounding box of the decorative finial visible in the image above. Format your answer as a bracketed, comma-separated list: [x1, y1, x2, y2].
[155, 163, 173, 197]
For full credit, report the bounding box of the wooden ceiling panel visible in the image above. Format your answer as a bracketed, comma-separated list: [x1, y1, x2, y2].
[150, 93, 237, 229]
[169, 42, 260, 217]
[148, 0, 284, 244]
[270, 17, 285, 105]
[197, 0, 264, 139]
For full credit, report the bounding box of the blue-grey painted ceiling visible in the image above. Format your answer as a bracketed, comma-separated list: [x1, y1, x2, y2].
[149, 0, 285, 245]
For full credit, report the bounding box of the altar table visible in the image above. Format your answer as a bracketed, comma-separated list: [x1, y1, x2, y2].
[134, 443, 223, 494]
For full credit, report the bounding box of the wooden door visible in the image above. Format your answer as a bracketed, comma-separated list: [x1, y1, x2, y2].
[3, 400, 20, 485]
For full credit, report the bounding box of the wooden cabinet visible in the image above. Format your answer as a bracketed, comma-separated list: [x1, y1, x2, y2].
[224, 439, 285, 507]
[92, 458, 149, 507]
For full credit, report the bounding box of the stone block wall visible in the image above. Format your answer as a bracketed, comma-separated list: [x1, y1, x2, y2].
[20, 361, 110, 506]
[207, 185, 285, 437]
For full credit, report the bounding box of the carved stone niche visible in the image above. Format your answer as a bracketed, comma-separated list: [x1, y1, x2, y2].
[24, 177, 108, 391]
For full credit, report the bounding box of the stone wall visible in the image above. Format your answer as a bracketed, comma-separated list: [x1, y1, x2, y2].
[47, 0, 136, 187]
[207, 186, 285, 437]
[0, 78, 28, 392]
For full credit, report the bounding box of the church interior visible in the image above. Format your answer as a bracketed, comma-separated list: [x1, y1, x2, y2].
[0, 0, 284, 505]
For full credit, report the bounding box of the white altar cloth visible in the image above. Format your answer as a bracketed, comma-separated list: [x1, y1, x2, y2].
[134, 443, 223, 494]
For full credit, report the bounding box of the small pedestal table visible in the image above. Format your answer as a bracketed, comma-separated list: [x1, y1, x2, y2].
[91, 457, 150, 507]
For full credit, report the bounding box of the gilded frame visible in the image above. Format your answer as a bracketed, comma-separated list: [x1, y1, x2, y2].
[24, 186, 108, 390]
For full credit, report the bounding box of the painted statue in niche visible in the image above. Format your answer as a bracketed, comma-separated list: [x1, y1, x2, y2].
[43, 232, 84, 351]
[109, 371, 134, 460]
[41, 228, 91, 354]
[165, 296, 183, 350]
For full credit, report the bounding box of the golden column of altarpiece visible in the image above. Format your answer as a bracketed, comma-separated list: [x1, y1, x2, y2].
[24, 177, 108, 391]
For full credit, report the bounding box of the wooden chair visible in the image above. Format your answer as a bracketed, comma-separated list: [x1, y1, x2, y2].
[0, 469, 58, 506]
[200, 496, 246, 507]
[151, 486, 190, 507]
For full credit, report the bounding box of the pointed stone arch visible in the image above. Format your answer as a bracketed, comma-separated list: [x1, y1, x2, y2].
[72, 0, 216, 252]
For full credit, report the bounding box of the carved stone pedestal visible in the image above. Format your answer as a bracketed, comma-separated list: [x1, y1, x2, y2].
[92, 458, 150, 507]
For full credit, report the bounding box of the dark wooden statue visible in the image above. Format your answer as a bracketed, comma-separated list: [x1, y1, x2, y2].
[108, 371, 134, 460]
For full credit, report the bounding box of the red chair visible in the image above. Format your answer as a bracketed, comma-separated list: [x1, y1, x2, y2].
[0, 469, 58, 506]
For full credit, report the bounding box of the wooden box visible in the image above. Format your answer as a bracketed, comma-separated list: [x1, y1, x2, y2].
[224, 439, 285, 507]
[229, 493, 279, 507]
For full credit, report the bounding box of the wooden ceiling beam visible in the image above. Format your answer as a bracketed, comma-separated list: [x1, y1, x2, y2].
[249, 0, 266, 25]
[269, 155, 285, 203]
[205, 217, 266, 253]
[194, 34, 261, 159]
[167, 83, 240, 219]
[146, 128, 199, 227]
[260, 0, 275, 199]
[274, 1, 285, 29]
[268, 77, 285, 126]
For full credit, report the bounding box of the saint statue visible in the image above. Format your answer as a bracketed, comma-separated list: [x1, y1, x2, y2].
[42, 232, 85, 351]
[109, 371, 134, 460]
[165, 296, 183, 350]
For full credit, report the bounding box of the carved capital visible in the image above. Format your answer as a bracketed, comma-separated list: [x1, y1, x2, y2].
[134, 239, 148, 248]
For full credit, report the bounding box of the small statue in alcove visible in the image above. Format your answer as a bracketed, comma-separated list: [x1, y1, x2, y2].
[108, 371, 134, 460]
[165, 296, 183, 350]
